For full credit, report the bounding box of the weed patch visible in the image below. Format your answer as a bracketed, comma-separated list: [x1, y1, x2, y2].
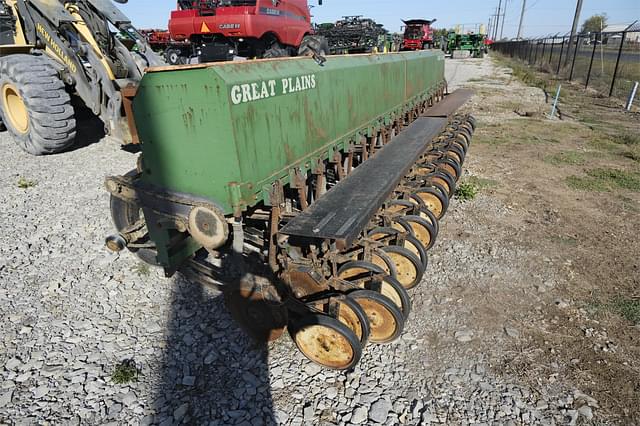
[111, 359, 138, 384]
[612, 297, 640, 325]
[455, 181, 479, 201]
[17, 177, 37, 189]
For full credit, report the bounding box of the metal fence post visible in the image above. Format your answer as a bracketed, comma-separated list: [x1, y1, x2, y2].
[556, 37, 566, 75]
[528, 41, 533, 63]
[585, 33, 599, 88]
[541, 39, 547, 67]
[549, 37, 555, 64]
[610, 31, 628, 97]
[569, 35, 580, 81]
[533, 41, 539, 64]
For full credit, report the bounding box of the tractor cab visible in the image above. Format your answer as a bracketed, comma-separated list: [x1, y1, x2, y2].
[402, 19, 436, 50]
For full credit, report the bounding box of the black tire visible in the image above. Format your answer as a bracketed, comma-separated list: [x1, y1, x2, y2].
[263, 43, 289, 59]
[298, 35, 330, 57]
[0, 54, 76, 155]
[165, 48, 186, 65]
[110, 171, 158, 266]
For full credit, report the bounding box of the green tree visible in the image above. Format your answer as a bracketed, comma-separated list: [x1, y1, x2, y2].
[433, 28, 452, 38]
[581, 14, 608, 34]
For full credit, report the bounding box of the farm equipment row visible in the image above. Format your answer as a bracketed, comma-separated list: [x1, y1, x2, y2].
[104, 51, 475, 369]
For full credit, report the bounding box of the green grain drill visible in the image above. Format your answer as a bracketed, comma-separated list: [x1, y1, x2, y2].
[105, 51, 476, 369]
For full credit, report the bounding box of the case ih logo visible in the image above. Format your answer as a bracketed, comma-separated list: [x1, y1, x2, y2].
[219, 24, 241, 30]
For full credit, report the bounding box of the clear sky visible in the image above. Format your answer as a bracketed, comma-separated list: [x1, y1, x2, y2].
[120, 0, 639, 38]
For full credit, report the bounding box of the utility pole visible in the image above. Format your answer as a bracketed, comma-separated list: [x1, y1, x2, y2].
[566, 0, 584, 65]
[500, 0, 508, 40]
[517, 0, 527, 40]
[494, 0, 502, 40]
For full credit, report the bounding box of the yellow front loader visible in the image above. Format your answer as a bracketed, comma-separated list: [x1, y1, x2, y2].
[0, 0, 164, 155]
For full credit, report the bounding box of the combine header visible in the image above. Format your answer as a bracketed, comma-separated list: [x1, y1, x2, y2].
[316, 16, 388, 54]
[105, 51, 475, 369]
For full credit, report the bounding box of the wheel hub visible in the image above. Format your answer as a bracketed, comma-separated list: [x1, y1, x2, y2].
[2, 83, 29, 134]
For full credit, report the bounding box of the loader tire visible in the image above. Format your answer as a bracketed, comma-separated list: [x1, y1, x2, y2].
[298, 35, 330, 57]
[0, 54, 76, 155]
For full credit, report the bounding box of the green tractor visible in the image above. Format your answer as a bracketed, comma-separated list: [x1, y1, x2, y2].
[445, 25, 488, 58]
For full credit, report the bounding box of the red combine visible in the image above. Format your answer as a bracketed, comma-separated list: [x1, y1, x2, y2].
[401, 19, 437, 50]
[166, 0, 327, 64]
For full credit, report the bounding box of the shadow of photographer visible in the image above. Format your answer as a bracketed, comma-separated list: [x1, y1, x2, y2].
[149, 268, 283, 425]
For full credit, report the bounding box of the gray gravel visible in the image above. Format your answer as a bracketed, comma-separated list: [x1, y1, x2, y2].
[0, 58, 599, 425]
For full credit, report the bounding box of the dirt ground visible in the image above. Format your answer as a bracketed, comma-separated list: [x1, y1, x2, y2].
[439, 55, 640, 423]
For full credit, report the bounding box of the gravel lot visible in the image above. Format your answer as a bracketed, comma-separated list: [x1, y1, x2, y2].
[0, 57, 628, 425]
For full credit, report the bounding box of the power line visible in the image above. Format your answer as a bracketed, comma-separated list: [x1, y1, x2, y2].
[500, 0, 509, 40]
[494, 0, 502, 40]
[566, 0, 584, 66]
[517, 0, 527, 39]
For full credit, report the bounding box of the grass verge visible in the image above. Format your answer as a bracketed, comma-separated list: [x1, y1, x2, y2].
[567, 168, 640, 192]
[545, 151, 588, 166]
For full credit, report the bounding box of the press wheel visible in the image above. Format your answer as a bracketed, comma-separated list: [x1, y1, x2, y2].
[368, 227, 428, 269]
[411, 187, 449, 219]
[384, 199, 413, 216]
[415, 171, 456, 198]
[443, 146, 464, 165]
[393, 215, 438, 251]
[337, 261, 411, 319]
[414, 204, 440, 237]
[416, 163, 457, 191]
[308, 295, 370, 345]
[348, 290, 404, 344]
[289, 314, 361, 370]
[381, 245, 424, 289]
[224, 280, 288, 343]
[370, 248, 398, 279]
[435, 157, 462, 181]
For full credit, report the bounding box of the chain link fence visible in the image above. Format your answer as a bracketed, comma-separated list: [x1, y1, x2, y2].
[492, 21, 640, 102]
